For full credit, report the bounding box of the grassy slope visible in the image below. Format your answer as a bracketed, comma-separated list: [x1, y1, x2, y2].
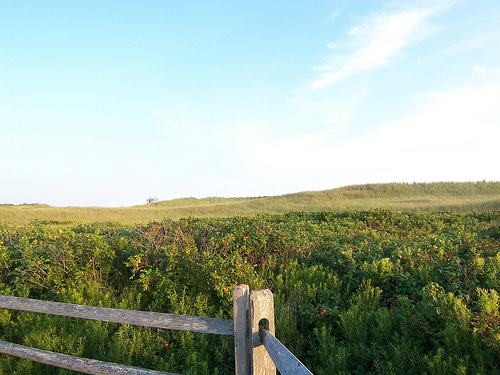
[1, 181, 499, 225]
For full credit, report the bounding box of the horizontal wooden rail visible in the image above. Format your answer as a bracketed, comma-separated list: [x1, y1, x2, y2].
[259, 329, 313, 375]
[0, 340, 178, 375]
[0, 295, 234, 336]
[0, 288, 314, 374]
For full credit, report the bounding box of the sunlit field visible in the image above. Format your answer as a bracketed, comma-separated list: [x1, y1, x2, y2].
[2, 182, 499, 225]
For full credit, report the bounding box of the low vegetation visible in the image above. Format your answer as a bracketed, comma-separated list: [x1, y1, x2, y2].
[1, 208, 500, 374]
[1, 181, 500, 225]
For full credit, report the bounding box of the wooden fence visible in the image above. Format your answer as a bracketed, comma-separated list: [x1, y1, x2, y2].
[0, 285, 312, 375]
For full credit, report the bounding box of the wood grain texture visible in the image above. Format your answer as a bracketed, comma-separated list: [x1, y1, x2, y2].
[0, 295, 234, 335]
[250, 289, 276, 375]
[0, 340, 179, 375]
[259, 329, 313, 375]
[233, 284, 251, 375]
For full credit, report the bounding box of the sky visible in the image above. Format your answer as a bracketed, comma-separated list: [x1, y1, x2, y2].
[1, 0, 499, 207]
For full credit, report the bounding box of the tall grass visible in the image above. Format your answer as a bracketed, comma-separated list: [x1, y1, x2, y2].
[1, 181, 499, 225]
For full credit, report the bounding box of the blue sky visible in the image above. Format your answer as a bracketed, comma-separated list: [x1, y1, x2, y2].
[1, 0, 499, 207]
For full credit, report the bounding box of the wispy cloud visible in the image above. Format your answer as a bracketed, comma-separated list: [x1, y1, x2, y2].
[473, 66, 487, 75]
[308, 2, 453, 89]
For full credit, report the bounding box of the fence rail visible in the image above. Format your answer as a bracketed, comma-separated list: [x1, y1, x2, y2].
[259, 329, 313, 375]
[0, 286, 313, 375]
[0, 340, 175, 375]
[0, 295, 233, 336]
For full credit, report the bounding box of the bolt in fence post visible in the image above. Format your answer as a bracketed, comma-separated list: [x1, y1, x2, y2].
[234, 285, 251, 375]
[250, 289, 276, 375]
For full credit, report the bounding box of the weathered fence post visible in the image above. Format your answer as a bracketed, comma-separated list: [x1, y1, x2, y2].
[250, 289, 276, 375]
[234, 285, 251, 375]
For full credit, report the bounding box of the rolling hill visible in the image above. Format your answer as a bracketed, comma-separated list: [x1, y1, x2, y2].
[1, 181, 499, 225]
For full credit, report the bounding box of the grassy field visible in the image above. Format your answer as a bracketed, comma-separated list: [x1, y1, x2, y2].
[1, 182, 500, 373]
[1, 181, 499, 225]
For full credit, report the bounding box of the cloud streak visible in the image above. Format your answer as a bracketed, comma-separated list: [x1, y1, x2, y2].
[308, 2, 451, 89]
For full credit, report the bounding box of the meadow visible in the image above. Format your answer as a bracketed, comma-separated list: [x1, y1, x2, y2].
[1, 181, 500, 225]
[0, 182, 500, 374]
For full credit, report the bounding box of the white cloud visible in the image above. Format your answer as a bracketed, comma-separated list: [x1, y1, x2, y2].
[237, 82, 500, 190]
[229, 0, 499, 195]
[308, 3, 451, 89]
[473, 66, 487, 75]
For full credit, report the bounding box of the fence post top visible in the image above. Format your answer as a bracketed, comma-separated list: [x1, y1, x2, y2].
[250, 289, 273, 300]
[234, 284, 250, 293]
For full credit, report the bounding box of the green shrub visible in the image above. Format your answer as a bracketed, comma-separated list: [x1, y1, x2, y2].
[0, 210, 499, 373]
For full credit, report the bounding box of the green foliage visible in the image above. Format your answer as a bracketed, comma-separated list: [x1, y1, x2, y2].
[0, 209, 499, 373]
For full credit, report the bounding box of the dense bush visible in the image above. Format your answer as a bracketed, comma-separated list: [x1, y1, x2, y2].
[0, 210, 499, 374]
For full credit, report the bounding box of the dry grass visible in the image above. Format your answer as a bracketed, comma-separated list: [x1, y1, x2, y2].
[2, 181, 499, 225]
